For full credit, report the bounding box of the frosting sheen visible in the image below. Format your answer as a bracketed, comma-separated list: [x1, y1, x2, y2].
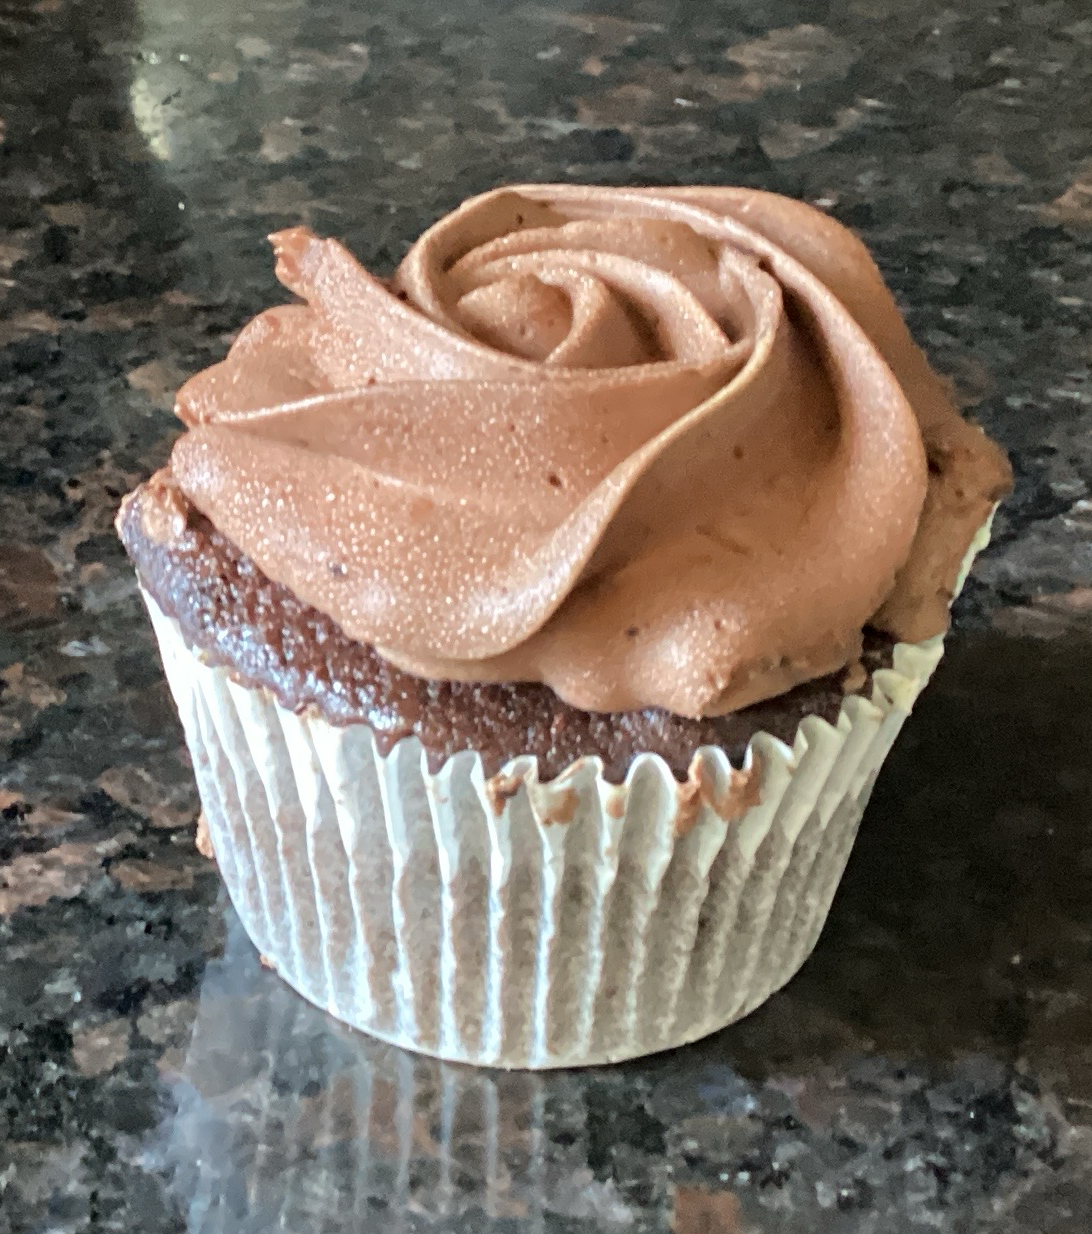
[171, 185, 1010, 717]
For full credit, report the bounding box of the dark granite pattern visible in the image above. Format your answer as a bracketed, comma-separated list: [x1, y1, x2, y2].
[1, 0, 1090, 1230]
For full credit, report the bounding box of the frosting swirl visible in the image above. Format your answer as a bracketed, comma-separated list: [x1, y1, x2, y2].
[171, 185, 1010, 716]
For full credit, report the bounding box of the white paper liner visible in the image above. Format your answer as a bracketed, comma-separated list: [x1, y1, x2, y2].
[143, 517, 994, 1069]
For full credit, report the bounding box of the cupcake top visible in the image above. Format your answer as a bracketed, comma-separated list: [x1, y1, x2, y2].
[165, 185, 1011, 718]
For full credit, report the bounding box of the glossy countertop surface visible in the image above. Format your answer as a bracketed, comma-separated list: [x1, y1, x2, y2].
[1, 1, 1091, 1230]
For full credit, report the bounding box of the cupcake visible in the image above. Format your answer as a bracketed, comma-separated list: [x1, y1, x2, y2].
[118, 185, 1011, 1068]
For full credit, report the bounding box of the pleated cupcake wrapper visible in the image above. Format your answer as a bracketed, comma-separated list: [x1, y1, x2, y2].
[144, 605, 938, 1069]
[144, 514, 994, 1069]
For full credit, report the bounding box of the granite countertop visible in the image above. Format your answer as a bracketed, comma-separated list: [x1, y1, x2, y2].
[1, 0, 1091, 1230]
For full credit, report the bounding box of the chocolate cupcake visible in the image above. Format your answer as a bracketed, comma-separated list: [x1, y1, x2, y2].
[119, 185, 1011, 1067]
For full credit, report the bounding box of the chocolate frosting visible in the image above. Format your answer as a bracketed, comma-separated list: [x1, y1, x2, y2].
[170, 186, 1011, 717]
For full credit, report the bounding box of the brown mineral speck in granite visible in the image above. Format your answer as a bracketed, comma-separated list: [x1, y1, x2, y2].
[17, 803, 86, 833]
[71, 1019, 130, 1078]
[136, 1000, 198, 1046]
[95, 764, 197, 830]
[0, 662, 66, 710]
[0, 543, 59, 623]
[0, 843, 106, 915]
[671, 1186, 742, 1234]
[119, 476, 898, 783]
[109, 858, 196, 893]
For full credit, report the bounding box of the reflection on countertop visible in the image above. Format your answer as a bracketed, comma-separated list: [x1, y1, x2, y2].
[1, 0, 1091, 1230]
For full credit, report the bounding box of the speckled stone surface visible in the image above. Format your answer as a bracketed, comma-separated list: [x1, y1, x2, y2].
[1, 0, 1090, 1230]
